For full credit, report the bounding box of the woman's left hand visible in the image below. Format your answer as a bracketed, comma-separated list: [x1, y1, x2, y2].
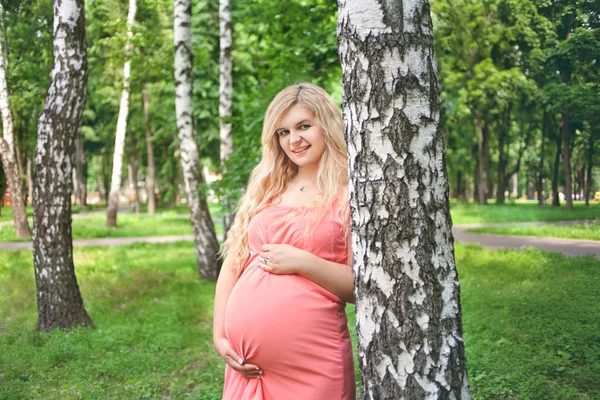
[258, 244, 313, 275]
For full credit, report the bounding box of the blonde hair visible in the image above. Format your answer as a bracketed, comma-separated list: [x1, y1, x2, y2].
[221, 82, 349, 270]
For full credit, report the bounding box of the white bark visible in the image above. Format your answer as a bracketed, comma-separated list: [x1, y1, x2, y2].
[219, 0, 233, 164]
[0, 26, 30, 237]
[219, 0, 234, 234]
[33, 0, 92, 331]
[107, 0, 137, 227]
[338, 0, 471, 398]
[174, 0, 221, 280]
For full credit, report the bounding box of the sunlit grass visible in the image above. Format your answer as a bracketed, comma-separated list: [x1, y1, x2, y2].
[0, 210, 224, 243]
[450, 200, 600, 225]
[468, 222, 600, 241]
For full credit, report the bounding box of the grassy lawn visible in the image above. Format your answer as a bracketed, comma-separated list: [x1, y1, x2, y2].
[0, 203, 224, 242]
[0, 212, 200, 243]
[1, 201, 598, 242]
[0, 204, 105, 223]
[450, 200, 600, 225]
[468, 222, 600, 241]
[1, 242, 599, 399]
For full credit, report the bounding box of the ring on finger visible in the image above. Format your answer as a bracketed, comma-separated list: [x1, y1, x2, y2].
[263, 257, 268, 265]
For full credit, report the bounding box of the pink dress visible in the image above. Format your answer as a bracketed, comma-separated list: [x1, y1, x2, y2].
[223, 204, 356, 400]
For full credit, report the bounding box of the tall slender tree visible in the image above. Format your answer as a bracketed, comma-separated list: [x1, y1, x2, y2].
[0, 24, 30, 238]
[219, 0, 233, 235]
[338, 0, 471, 397]
[33, 0, 92, 331]
[107, 0, 137, 227]
[174, 0, 221, 280]
[141, 82, 156, 215]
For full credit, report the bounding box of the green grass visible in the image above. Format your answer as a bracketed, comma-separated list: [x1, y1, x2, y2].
[0, 204, 105, 223]
[0, 210, 225, 243]
[450, 200, 600, 225]
[1, 242, 599, 399]
[468, 222, 600, 241]
[0, 203, 225, 242]
[457, 245, 600, 399]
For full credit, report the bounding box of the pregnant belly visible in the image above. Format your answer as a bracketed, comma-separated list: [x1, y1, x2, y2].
[224, 264, 345, 374]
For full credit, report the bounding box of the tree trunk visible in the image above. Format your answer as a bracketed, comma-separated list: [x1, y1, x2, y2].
[219, 0, 234, 236]
[584, 131, 594, 207]
[33, 0, 93, 331]
[475, 115, 486, 204]
[127, 162, 140, 213]
[142, 82, 156, 215]
[537, 120, 545, 206]
[496, 130, 506, 204]
[338, 1, 471, 398]
[174, 0, 221, 281]
[552, 135, 561, 207]
[0, 25, 30, 238]
[75, 128, 87, 208]
[483, 123, 492, 200]
[127, 130, 140, 214]
[561, 109, 573, 210]
[27, 154, 33, 205]
[107, 0, 137, 227]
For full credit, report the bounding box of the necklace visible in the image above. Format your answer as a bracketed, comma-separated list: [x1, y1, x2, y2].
[295, 181, 315, 192]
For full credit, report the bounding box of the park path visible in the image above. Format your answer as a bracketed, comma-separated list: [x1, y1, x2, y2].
[0, 217, 598, 260]
[453, 220, 600, 259]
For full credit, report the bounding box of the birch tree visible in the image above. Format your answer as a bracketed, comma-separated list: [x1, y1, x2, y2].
[219, 0, 233, 235]
[174, 0, 221, 280]
[33, 0, 92, 331]
[0, 28, 30, 238]
[106, 0, 137, 227]
[338, 0, 471, 397]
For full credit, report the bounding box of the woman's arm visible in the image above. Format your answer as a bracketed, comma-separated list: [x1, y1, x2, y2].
[258, 243, 355, 303]
[213, 255, 262, 378]
[212, 255, 239, 346]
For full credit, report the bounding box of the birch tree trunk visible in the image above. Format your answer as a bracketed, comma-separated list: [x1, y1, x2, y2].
[33, 0, 93, 331]
[142, 82, 156, 215]
[174, 0, 221, 280]
[0, 28, 30, 238]
[338, 0, 471, 398]
[219, 0, 234, 235]
[106, 0, 137, 227]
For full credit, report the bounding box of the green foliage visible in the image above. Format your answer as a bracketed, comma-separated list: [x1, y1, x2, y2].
[0, 0, 53, 161]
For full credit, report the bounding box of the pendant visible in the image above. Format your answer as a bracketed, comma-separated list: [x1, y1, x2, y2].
[300, 186, 304, 191]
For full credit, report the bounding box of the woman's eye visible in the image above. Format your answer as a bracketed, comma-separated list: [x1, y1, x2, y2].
[300, 124, 310, 130]
[277, 130, 290, 136]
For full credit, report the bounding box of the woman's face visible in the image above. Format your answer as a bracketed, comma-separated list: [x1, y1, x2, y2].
[275, 104, 326, 170]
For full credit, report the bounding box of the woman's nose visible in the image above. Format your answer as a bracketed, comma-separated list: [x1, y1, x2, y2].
[289, 130, 302, 143]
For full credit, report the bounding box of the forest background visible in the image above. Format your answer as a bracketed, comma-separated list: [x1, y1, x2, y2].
[0, 0, 598, 210]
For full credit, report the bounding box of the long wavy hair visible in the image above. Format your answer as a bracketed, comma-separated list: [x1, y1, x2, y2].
[221, 83, 349, 271]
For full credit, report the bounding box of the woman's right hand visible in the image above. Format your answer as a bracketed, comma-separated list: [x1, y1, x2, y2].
[215, 337, 263, 379]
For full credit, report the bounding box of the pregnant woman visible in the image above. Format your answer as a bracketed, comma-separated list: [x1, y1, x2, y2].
[213, 83, 356, 400]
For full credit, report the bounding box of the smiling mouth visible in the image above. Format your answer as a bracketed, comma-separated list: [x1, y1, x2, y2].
[291, 145, 311, 154]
